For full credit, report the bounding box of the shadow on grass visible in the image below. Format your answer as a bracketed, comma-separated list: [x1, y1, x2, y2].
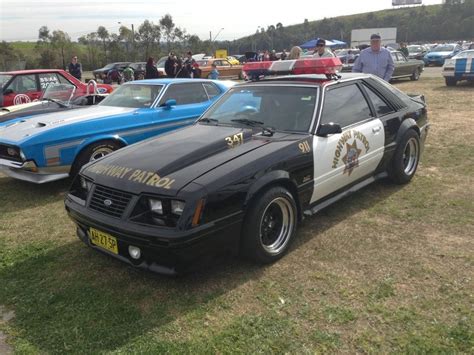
[0, 177, 405, 353]
[432, 80, 474, 91]
[0, 176, 72, 214]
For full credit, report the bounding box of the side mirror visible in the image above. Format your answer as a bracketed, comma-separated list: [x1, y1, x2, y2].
[317, 123, 342, 137]
[3, 89, 14, 95]
[163, 99, 176, 109]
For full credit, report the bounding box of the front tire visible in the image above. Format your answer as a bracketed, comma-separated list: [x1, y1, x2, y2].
[445, 77, 457, 86]
[241, 186, 297, 264]
[410, 68, 420, 81]
[388, 130, 420, 184]
[71, 141, 121, 177]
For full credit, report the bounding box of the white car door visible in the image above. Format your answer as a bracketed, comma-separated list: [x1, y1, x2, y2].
[310, 83, 385, 204]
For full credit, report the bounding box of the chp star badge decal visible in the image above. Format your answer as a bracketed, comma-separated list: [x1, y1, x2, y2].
[342, 140, 362, 176]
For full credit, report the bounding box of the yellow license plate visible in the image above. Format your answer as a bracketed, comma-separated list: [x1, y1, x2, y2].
[89, 228, 118, 254]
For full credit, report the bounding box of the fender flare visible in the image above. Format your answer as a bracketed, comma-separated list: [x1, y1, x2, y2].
[395, 118, 420, 144]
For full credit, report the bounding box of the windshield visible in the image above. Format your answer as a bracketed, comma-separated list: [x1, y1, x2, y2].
[99, 84, 163, 108]
[200, 86, 318, 133]
[41, 83, 76, 104]
[103, 63, 115, 69]
[453, 50, 474, 59]
[0, 74, 13, 88]
[433, 45, 455, 52]
[408, 46, 423, 52]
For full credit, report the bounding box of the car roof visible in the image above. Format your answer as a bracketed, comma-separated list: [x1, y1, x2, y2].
[126, 78, 234, 86]
[237, 73, 371, 87]
[0, 69, 67, 75]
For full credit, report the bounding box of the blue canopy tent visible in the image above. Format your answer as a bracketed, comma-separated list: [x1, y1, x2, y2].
[300, 38, 337, 49]
[331, 39, 347, 47]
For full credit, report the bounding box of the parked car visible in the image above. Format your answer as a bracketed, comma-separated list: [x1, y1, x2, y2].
[0, 69, 112, 107]
[336, 49, 360, 64]
[407, 45, 428, 60]
[195, 58, 244, 79]
[227, 56, 241, 65]
[442, 49, 474, 86]
[342, 51, 424, 81]
[93, 62, 131, 82]
[65, 69, 429, 275]
[128, 62, 146, 80]
[423, 44, 462, 66]
[0, 79, 236, 184]
[0, 82, 109, 125]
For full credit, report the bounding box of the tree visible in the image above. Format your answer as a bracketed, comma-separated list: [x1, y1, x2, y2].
[138, 20, 161, 59]
[51, 30, 71, 69]
[97, 26, 109, 63]
[160, 14, 175, 52]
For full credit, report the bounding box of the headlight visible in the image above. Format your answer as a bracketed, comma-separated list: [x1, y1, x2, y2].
[171, 200, 185, 215]
[149, 199, 163, 215]
[80, 176, 93, 192]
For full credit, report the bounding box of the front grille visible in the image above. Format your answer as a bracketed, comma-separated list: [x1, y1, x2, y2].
[89, 185, 133, 218]
[0, 144, 22, 162]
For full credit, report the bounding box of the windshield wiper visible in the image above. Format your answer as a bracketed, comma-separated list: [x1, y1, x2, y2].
[42, 97, 69, 108]
[231, 118, 275, 137]
[200, 117, 219, 124]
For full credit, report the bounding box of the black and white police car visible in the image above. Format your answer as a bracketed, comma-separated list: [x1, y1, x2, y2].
[65, 58, 429, 274]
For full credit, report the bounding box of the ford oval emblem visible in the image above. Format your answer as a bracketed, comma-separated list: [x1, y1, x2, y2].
[103, 199, 113, 207]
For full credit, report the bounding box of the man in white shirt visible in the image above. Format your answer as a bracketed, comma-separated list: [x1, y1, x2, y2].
[313, 39, 335, 58]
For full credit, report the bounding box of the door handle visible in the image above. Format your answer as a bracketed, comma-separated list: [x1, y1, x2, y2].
[372, 126, 382, 134]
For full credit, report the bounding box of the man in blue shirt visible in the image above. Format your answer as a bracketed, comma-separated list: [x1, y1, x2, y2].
[352, 34, 395, 81]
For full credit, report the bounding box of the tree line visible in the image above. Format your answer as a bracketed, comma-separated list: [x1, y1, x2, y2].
[1, 1, 473, 71]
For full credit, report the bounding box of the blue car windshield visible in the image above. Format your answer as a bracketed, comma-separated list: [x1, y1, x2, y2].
[99, 84, 164, 108]
[200, 86, 318, 133]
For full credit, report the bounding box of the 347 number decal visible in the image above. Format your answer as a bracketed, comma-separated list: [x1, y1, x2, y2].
[225, 132, 244, 148]
[299, 141, 311, 153]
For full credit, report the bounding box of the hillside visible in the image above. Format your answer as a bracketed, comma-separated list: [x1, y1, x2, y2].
[229, 1, 474, 52]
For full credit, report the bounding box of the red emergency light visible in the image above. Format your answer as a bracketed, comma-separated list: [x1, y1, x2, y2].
[243, 57, 343, 80]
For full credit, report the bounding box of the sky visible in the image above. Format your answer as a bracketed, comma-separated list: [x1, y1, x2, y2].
[0, 0, 442, 42]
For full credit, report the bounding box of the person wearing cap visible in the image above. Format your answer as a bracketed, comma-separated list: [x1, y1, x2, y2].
[352, 34, 395, 81]
[312, 39, 335, 58]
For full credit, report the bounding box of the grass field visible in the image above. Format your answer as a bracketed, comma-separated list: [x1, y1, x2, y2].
[0, 76, 473, 354]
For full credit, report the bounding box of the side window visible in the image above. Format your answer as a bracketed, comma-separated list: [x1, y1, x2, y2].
[396, 53, 407, 62]
[38, 73, 60, 90]
[160, 83, 209, 105]
[321, 84, 372, 128]
[391, 53, 398, 62]
[203, 82, 221, 99]
[213, 61, 222, 66]
[363, 85, 394, 116]
[57, 73, 74, 85]
[220, 60, 231, 67]
[7, 74, 37, 93]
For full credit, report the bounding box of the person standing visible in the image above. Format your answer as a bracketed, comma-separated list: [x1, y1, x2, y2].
[68, 56, 82, 80]
[145, 57, 159, 79]
[352, 34, 395, 82]
[164, 52, 181, 78]
[399, 42, 409, 58]
[208, 63, 219, 80]
[312, 39, 335, 58]
[280, 49, 288, 60]
[288, 46, 302, 60]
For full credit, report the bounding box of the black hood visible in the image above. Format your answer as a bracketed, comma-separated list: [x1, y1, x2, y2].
[82, 124, 283, 195]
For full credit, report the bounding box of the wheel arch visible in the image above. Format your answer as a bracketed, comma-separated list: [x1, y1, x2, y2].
[244, 171, 303, 221]
[396, 118, 420, 144]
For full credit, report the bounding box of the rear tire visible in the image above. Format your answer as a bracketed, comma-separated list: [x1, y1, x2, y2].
[241, 186, 297, 264]
[445, 77, 457, 86]
[70, 141, 121, 177]
[388, 130, 420, 185]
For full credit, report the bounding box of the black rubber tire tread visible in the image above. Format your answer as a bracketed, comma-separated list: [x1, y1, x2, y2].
[241, 186, 297, 264]
[410, 68, 420, 81]
[445, 77, 457, 86]
[388, 129, 420, 185]
[70, 140, 121, 177]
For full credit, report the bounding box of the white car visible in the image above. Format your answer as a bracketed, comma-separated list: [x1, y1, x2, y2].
[442, 50, 474, 86]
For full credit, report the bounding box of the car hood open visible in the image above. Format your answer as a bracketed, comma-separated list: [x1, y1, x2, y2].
[81, 124, 287, 196]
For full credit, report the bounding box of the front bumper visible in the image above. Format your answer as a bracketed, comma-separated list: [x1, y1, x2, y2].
[424, 58, 446, 66]
[0, 158, 70, 183]
[65, 196, 244, 274]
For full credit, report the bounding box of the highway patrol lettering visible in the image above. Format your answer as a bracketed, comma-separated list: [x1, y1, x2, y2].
[332, 130, 370, 172]
[86, 164, 175, 189]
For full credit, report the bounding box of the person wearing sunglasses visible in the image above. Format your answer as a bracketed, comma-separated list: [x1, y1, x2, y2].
[312, 39, 335, 58]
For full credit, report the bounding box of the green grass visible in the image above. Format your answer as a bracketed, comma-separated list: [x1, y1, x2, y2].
[0, 77, 473, 353]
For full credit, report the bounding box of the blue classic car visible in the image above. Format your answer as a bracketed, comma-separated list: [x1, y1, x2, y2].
[423, 43, 462, 66]
[0, 79, 235, 183]
[442, 50, 474, 86]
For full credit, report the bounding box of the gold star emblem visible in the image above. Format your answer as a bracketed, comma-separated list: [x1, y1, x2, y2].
[342, 140, 362, 176]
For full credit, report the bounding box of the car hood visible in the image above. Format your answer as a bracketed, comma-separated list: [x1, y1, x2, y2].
[81, 124, 288, 196]
[0, 105, 135, 142]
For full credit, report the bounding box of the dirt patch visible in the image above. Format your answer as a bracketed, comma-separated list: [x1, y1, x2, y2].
[0, 305, 15, 355]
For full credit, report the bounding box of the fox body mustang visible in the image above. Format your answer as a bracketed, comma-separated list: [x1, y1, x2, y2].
[65, 73, 429, 274]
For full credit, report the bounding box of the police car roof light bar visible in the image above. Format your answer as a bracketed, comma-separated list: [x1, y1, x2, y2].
[243, 57, 343, 80]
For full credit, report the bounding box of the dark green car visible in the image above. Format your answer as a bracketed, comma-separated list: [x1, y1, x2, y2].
[342, 51, 424, 81]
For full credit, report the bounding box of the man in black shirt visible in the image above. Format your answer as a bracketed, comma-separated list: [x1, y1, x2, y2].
[68, 56, 82, 80]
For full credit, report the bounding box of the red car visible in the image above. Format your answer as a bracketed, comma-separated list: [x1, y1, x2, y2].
[0, 69, 113, 107]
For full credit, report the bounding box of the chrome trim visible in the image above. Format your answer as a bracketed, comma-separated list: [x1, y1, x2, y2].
[0, 159, 70, 183]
